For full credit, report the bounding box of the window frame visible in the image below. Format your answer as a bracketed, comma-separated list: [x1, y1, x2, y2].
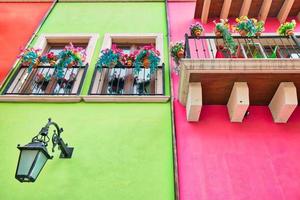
[0, 33, 98, 102]
[85, 33, 169, 102]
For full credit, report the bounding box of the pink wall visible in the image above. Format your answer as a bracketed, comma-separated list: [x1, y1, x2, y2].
[168, 2, 300, 200]
[0, 2, 52, 84]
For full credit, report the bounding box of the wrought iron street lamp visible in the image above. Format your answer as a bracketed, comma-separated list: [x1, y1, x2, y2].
[15, 118, 74, 183]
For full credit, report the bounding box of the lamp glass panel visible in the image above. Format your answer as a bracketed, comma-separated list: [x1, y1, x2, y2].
[17, 150, 39, 176]
[29, 151, 48, 179]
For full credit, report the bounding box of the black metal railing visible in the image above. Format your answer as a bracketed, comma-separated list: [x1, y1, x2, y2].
[3, 65, 88, 95]
[184, 34, 300, 59]
[89, 64, 165, 95]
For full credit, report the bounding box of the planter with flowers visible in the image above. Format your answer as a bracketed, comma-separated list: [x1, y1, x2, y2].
[235, 16, 256, 37]
[190, 22, 204, 37]
[255, 20, 265, 37]
[214, 19, 230, 37]
[46, 43, 86, 93]
[19, 43, 86, 94]
[133, 45, 160, 74]
[96, 47, 123, 71]
[122, 53, 135, 68]
[170, 41, 184, 65]
[214, 19, 237, 55]
[278, 20, 296, 36]
[18, 48, 43, 73]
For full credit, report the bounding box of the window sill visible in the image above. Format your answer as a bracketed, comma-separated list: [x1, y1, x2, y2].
[0, 95, 81, 103]
[0, 95, 170, 103]
[83, 95, 170, 103]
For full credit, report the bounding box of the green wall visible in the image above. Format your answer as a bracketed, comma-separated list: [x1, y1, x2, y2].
[0, 3, 174, 200]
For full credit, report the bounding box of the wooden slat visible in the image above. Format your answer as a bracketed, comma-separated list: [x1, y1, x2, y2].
[240, 0, 252, 16]
[101, 69, 110, 94]
[297, 12, 300, 21]
[156, 68, 163, 95]
[228, 0, 243, 18]
[220, 0, 232, 19]
[208, 0, 224, 18]
[248, 0, 264, 18]
[259, 0, 272, 21]
[290, 1, 300, 16]
[71, 69, 84, 94]
[20, 69, 37, 94]
[201, 0, 211, 24]
[277, 0, 295, 23]
[194, 0, 205, 19]
[124, 69, 134, 94]
[90, 71, 102, 94]
[7, 68, 26, 94]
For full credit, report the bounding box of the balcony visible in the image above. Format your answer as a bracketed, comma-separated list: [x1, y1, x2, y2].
[179, 34, 300, 122]
[2, 65, 88, 101]
[89, 64, 165, 96]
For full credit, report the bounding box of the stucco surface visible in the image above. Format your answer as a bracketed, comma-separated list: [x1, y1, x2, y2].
[0, 3, 174, 200]
[168, 2, 300, 200]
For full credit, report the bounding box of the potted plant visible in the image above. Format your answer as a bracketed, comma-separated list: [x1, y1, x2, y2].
[277, 20, 296, 36]
[45, 43, 86, 94]
[235, 16, 258, 37]
[122, 53, 135, 68]
[133, 45, 160, 74]
[18, 48, 42, 72]
[214, 19, 237, 55]
[97, 47, 122, 71]
[170, 41, 184, 65]
[213, 19, 229, 37]
[254, 20, 265, 37]
[190, 22, 204, 37]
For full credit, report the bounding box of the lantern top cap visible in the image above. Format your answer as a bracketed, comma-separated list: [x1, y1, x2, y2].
[17, 142, 52, 159]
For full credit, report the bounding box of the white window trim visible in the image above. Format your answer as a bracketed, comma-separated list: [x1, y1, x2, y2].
[101, 33, 164, 63]
[83, 33, 170, 103]
[35, 33, 99, 65]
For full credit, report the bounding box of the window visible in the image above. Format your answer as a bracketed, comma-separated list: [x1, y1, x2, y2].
[3, 34, 98, 96]
[89, 33, 164, 96]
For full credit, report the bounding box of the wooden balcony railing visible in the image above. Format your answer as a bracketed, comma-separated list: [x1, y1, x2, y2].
[184, 34, 300, 60]
[3, 65, 88, 95]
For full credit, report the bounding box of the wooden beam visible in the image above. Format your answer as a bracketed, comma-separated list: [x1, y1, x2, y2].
[227, 82, 249, 122]
[258, 0, 272, 22]
[269, 82, 298, 123]
[277, 0, 295, 23]
[240, 0, 252, 17]
[186, 83, 202, 122]
[201, 0, 211, 24]
[220, 0, 232, 19]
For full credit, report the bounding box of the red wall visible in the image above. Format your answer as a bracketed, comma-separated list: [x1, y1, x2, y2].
[168, 2, 300, 200]
[0, 2, 52, 84]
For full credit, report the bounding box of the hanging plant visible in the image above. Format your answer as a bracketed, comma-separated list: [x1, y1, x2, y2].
[133, 45, 160, 74]
[40, 52, 58, 66]
[121, 53, 135, 67]
[190, 22, 204, 37]
[54, 43, 86, 78]
[277, 20, 296, 36]
[18, 48, 42, 73]
[96, 46, 123, 71]
[214, 19, 230, 37]
[170, 41, 184, 65]
[214, 20, 237, 55]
